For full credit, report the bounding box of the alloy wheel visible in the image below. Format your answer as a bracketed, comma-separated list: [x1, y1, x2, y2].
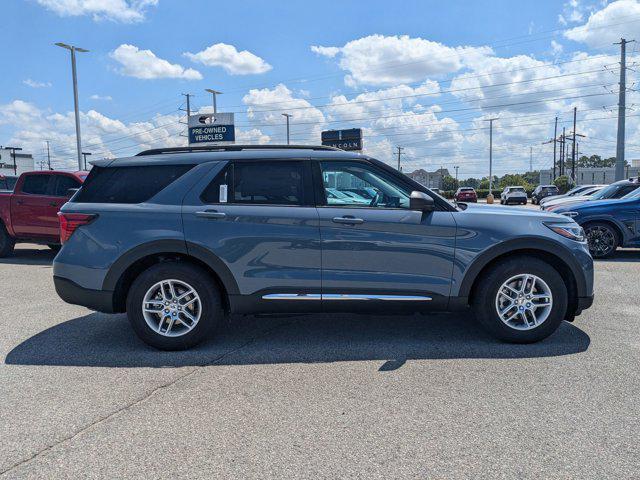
[585, 225, 616, 258]
[142, 279, 202, 337]
[495, 274, 553, 330]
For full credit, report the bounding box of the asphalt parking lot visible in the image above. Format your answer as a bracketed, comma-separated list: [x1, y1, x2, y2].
[1, 244, 639, 479]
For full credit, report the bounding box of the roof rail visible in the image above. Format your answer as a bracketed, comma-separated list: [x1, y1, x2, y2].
[135, 144, 341, 156]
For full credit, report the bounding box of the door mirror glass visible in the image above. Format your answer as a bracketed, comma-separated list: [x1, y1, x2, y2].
[409, 191, 435, 212]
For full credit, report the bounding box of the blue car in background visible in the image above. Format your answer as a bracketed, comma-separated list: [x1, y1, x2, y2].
[553, 178, 640, 258]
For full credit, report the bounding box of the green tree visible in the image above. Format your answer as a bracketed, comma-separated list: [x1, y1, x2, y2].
[441, 175, 458, 191]
[498, 174, 531, 191]
[460, 177, 480, 189]
[553, 175, 571, 194]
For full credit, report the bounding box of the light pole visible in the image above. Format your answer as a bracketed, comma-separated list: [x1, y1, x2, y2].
[454, 165, 459, 184]
[205, 89, 222, 114]
[282, 113, 292, 144]
[55, 42, 88, 171]
[5, 147, 22, 175]
[82, 152, 92, 170]
[484, 118, 498, 202]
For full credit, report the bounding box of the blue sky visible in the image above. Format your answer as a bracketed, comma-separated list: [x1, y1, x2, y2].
[2, 0, 640, 176]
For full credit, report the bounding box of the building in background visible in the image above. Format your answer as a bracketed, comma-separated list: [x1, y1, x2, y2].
[539, 166, 639, 186]
[0, 148, 34, 176]
[406, 168, 450, 189]
[632, 159, 640, 168]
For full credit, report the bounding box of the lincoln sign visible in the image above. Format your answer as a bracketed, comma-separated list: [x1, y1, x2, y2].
[188, 113, 235, 145]
[321, 128, 363, 151]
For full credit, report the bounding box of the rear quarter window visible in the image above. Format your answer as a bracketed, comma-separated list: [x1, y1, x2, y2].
[74, 164, 194, 204]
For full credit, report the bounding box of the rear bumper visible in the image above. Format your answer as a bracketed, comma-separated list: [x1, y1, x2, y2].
[54, 276, 115, 313]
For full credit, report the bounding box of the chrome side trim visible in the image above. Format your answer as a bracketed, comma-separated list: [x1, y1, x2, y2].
[262, 294, 322, 301]
[262, 293, 432, 301]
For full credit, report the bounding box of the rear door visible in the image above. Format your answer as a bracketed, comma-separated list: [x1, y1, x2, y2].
[10, 173, 59, 237]
[182, 159, 322, 309]
[314, 159, 457, 309]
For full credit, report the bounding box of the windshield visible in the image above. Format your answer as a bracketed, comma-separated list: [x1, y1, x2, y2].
[622, 186, 640, 199]
[509, 187, 525, 192]
[591, 183, 621, 200]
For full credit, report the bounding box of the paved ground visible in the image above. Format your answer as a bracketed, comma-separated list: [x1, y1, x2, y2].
[1, 244, 639, 479]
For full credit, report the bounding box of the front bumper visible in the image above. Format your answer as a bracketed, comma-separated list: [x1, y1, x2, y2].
[54, 276, 115, 313]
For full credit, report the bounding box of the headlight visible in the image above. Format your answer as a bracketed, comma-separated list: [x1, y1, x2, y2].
[561, 211, 579, 218]
[544, 223, 586, 242]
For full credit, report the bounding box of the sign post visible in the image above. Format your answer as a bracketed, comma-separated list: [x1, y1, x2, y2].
[188, 113, 235, 145]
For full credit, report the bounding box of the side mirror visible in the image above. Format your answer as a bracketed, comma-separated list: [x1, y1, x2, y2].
[66, 188, 79, 197]
[410, 191, 435, 213]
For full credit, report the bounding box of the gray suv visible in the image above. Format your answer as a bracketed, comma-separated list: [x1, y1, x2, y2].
[53, 145, 594, 350]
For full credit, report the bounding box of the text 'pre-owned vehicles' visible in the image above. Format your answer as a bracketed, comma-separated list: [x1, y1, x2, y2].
[553, 178, 640, 258]
[0, 170, 87, 256]
[500, 186, 528, 205]
[53, 146, 594, 350]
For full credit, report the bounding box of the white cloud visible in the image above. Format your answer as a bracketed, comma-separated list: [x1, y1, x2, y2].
[90, 94, 113, 101]
[551, 40, 564, 55]
[184, 43, 272, 75]
[564, 0, 640, 47]
[242, 84, 326, 142]
[35, 0, 158, 23]
[23, 78, 51, 88]
[110, 44, 202, 80]
[310, 34, 493, 86]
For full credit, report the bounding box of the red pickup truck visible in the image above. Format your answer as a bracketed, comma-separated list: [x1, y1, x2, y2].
[0, 170, 87, 257]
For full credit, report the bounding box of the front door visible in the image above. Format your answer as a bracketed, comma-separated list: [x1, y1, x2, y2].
[315, 160, 457, 309]
[182, 159, 322, 312]
[11, 173, 60, 238]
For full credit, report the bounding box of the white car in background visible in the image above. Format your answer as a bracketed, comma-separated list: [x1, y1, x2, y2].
[500, 186, 528, 205]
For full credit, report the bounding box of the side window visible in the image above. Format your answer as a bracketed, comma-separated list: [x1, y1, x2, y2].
[52, 175, 81, 197]
[319, 161, 411, 209]
[21, 175, 51, 195]
[615, 185, 638, 198]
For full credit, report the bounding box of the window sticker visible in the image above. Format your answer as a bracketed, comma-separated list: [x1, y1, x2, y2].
[219, 184, 228, 203]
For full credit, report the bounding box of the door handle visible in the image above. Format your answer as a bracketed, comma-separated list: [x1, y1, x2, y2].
[195, 210, 226, 219]
[16, 200, 24, 206]
[332, 216, 364, 225]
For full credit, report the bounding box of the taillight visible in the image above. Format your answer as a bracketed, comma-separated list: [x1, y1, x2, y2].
[58, 213, 97, 244]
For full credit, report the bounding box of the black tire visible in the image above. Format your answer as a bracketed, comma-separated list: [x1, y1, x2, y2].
[584, 222, 619, 259]
[0, 223, 15, 258]
[126, 262, 223, 350]
[48, 244, 61, 252]
[472, 257, 568, 343]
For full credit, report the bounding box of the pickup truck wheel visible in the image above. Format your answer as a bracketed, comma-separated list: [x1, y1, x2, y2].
[126, 262, 223, 350]
[0, 223, 15, 258]
[473, 257, 567, 343]
[584, 222, 619, 259]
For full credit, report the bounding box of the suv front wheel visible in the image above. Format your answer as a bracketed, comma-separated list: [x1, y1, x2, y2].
[126, 262, 223, 350]
[473, 257, 568, 343]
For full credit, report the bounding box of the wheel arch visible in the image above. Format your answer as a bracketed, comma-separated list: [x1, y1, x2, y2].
[104, 240, 239, 313]
[460, 239, 585, 319]
[581, 218, 625, 245]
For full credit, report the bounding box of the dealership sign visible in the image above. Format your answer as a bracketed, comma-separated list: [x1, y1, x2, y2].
[188, 113, 235, 144]
[321, 128, 363, 151]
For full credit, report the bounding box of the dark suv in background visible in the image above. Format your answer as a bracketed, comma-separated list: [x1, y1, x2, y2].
[53, 145, 594, 350]
[531, 185, 559, 205]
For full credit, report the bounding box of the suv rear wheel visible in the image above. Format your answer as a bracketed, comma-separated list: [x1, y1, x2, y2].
[126, 262, 223, 350]
[473, 257, 568, 343]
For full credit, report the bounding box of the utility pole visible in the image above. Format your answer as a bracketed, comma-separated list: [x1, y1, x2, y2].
[205, 89, 222, 113]
[560, 128, 566, 176]
[45, 140, 51, 170]
[396, 146, 404, 171]
[282, 113, 292, 144]
[6, 147, 22, 175]
[571, 106, 577, 181]
[485, 118, 498, 197]
[454, 165, 459, 184]
[553, 117, 558, 180]
[614, 38, 634, 180]
[55, 43, 88, 171]
[82, 152, 92, 170]
[530, 147, 533, 172]
[181, 93, 192, 117]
